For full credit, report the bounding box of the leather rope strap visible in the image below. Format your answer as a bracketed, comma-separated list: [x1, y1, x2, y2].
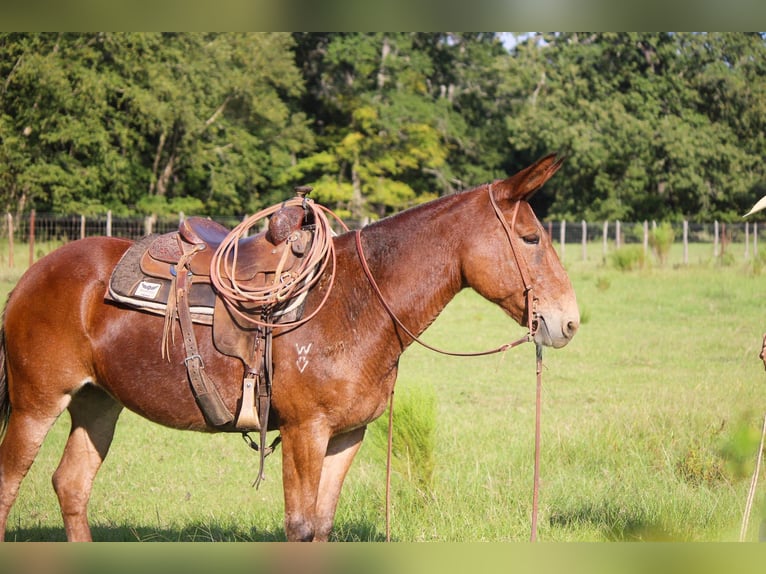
[253, 321, 274, 488]
[175, 267, 235, 427]
[356, 185, 543, 541]
[488, 188, 545, 541]
[531, 343, 543, 542]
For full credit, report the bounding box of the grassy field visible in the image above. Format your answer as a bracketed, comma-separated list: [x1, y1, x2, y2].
[1, 239, 766, 542]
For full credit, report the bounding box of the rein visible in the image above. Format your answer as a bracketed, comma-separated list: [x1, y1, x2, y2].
[355, 184, 545, 542]
[353, 186, 537, 355]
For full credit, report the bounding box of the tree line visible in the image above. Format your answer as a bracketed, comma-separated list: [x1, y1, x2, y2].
[1, 32, 764, 223]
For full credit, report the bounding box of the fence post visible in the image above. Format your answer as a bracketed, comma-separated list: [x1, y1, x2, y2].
[714, 220, 719, 257]
[144, 215, 155, 236]
[106, 210, 112, 237]
[602, 220, 608, 259]
[28, 209, 35, 267]
[559, 220, 566, 262]
[581, 220, 587, 261]
[6, 213, 13, 269]
[643, 220, 648, 255]
[683, 220, 689, 265]
[745, 221, 750, 260]
[755, 223, 759, 257]
[616, 220, 621, 249]
[80, 215, 86, 240]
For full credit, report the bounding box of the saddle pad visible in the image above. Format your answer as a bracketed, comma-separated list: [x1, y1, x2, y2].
[106, 235, 216, 325]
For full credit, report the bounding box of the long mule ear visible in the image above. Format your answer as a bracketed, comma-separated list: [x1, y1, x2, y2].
[495, 153, 565, 202]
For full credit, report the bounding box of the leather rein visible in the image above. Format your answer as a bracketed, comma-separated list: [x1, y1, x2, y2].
[354, 184, 545, 542]
[354, 183, 539, 354]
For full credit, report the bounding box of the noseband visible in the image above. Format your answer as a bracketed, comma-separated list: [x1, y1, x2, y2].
[355, 184, 539, 354]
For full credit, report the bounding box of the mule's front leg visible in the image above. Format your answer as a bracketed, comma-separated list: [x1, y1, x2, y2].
[280, 424, 329, 541]
[313, 427, 366, 541]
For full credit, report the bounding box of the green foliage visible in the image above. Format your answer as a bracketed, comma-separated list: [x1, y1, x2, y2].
[648, 222, 676, 266]
[717, 417, 763, 480]
[610, 245, 646, 271]
[0, 33, 313, 216]
[1, 33, 765, 222]
[676, 417, 764, 487]
[368, 386, 437, 494]
[501, 32, 766, 222]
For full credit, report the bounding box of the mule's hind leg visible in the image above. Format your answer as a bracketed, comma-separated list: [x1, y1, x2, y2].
[52, 385, 122, 542]
[0, 408, 64, 541]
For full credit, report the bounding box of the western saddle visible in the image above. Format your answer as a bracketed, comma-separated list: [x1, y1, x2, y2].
[107, 190, 327, 481]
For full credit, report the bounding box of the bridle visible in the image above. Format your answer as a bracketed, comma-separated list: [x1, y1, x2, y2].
[355, 183, 546, 542]
[487, 184, 540, 342]
[354, 183, 540, 355]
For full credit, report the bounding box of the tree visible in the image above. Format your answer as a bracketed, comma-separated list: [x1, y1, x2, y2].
[288, 32, 510, 221]
[499, 32, 766, 221]
[0, 33, 314, 216]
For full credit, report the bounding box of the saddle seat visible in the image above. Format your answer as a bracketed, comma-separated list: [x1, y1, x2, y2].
[179, 216, 230, 247]
[140, 210, 311, 287]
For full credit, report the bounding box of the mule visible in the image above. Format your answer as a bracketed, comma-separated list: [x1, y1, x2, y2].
[0, 154, 579, 541]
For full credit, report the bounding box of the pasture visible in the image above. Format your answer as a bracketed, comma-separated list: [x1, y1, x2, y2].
[1, 239, 765, 541]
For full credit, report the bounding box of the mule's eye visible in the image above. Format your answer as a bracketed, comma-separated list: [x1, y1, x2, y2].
[522, 234, 540, 245]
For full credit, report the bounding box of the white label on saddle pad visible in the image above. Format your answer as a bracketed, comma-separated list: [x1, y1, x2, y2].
[134, 280, 162, 300]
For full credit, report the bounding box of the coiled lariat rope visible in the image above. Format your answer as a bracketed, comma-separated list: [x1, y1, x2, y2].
[209, 197, 348, 329]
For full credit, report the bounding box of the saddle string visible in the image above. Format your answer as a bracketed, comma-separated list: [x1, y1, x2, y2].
[162, 244, 204, 360]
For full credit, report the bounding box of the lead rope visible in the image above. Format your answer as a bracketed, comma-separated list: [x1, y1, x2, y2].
[366, 185, 543, 541]
[491, 190, 544, 542]
[385, 389, 395, 542]
[531, 343, 543, 541]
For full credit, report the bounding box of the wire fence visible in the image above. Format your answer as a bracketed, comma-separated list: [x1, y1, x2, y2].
[547, 219, 764, 265]
[2, 211, 765, 267]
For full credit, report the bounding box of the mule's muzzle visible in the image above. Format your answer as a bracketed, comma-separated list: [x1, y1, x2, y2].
[534, 313, 579, 349]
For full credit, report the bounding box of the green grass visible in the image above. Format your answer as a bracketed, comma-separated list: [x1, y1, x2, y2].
[3, 238, 766, 541]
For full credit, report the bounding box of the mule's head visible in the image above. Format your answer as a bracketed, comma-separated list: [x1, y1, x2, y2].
[461, 154, 579, 348]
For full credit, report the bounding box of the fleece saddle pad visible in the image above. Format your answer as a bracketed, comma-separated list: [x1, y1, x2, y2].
[106, 235, 217, 324]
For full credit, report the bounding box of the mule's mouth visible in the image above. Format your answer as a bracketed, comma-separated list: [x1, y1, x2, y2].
[533, 314, 579, 349]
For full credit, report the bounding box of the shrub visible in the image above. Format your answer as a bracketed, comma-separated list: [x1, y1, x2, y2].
[648, 222, 675, 266]
[368, 386, 437, 494]
[610, 245, 646, 271]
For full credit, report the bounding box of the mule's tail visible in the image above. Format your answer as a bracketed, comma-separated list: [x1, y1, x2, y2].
[0, 311, 10, 440]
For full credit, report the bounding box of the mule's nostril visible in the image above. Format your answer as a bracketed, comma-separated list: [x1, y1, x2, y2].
[565, 319, 579, 338]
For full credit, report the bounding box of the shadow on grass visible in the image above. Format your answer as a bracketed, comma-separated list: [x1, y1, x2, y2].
[5, 520, 388, 542]
[549, 503, 676, 541]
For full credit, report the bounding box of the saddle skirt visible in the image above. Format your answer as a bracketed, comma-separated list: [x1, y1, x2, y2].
[107, 233, 218, 324]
